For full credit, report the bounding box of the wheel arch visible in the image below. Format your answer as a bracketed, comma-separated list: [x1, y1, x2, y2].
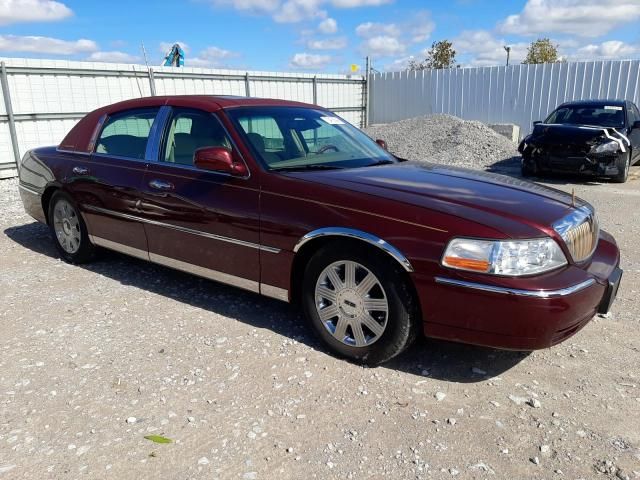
[289, 227, 416, 305]
[41, 184, 62, 224]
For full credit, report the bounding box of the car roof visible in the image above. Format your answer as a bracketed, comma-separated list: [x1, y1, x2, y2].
[98, 95, 320, 115]
[557, 99, 627, 108]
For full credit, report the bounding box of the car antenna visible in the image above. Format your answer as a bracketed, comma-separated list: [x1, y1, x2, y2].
[571, 188, 576, 208]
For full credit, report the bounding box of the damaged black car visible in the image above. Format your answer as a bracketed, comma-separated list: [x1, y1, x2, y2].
[519, 100, 640, 183]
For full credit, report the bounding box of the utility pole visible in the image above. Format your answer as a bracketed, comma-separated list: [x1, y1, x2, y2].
[504, 46, 511, 66]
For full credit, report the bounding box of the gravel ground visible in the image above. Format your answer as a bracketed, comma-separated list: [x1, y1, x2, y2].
[2, 164, 640, 479]
[364, 115, 520, 171]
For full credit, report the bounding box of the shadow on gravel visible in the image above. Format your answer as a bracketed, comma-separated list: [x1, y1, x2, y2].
[5, 221, 528, 382]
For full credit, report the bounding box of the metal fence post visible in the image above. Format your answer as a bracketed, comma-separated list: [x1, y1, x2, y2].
[148, 67, 157, 96]
[245, 72, 251, 97]
[312, 76, 318, 105]
[364, 56, 371, 128]
[0, 61, 21, 168]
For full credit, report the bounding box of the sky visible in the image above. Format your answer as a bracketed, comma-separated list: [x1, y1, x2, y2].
[1, 0, 640, 73]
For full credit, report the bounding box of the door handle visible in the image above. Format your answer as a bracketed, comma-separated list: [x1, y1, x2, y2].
[148, 179, 174, 191]
[72, 166, 89, 175]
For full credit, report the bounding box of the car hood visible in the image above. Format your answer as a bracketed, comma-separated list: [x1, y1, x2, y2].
[524, 123, 624, 147]
[285, 162, 584, 238]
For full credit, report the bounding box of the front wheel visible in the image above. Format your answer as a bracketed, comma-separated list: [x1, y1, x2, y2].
[521, 156, 538, 178]
[48, 191, 95, 263]
[301, 243, 419, 365]
[612, 152, 630, 183]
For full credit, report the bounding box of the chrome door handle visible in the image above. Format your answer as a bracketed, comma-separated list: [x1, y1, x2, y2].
[72, 166, 89, 175]
[149, 179, 174, 191]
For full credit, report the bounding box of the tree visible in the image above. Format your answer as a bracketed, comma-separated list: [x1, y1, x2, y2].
[408, 40, 456, 70]
[522, 38, 562, 64]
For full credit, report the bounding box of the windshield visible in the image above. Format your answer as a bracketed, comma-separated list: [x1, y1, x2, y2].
[545, 104, 625, 128]
[226, 106, 395, 170]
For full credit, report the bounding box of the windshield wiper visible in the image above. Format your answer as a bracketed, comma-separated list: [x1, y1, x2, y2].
[272, 164, 344, 172]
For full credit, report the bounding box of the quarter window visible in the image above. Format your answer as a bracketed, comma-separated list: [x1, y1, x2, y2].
[95, 109, 158, 159]
[162, 109, 233, 166]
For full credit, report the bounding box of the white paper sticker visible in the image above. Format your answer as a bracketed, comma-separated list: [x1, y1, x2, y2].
[321, 116, 345, 125]
[604, 106, 623, 111]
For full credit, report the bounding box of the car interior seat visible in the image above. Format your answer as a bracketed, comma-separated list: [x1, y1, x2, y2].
[246, 132, 281, 165]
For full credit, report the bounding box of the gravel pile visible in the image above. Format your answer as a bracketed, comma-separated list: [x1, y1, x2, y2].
[364, 114, 520, 170]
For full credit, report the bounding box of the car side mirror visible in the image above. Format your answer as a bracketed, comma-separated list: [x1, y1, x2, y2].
[633, 120, 640, 130]
[194, 146, 247, 177]
[375, 139, 388, 150]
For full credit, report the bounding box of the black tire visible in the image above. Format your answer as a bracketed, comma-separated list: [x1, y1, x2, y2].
[521, 156, 537, 178]
[301, 242, 419, 365]
[48, 190, 95, 264]
[612, 152, 630, 183]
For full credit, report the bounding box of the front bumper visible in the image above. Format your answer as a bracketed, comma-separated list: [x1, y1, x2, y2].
[524, 151, 626, 177]
[414, 230, 621, 350]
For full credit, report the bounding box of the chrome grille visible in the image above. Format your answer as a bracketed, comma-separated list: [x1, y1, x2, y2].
[554, 206, 599, 263]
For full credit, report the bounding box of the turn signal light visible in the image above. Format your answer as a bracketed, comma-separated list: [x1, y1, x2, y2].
[443, 256, 490, 272]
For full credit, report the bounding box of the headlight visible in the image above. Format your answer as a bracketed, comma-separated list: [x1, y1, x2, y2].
[591, 140, 619, 155]
[442, 237, 567, 276]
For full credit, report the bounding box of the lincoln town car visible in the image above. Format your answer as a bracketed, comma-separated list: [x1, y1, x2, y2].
[18, 96, 622, 364]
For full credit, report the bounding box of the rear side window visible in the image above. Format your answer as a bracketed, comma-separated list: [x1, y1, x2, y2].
[95, 108, 159, 159]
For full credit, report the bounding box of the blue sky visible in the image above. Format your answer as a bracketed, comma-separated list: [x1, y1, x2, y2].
[1, 0, 640, 73]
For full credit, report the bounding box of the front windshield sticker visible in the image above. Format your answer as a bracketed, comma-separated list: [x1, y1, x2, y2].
[604, 106, 623, 111]
[321, 116, 345, 125]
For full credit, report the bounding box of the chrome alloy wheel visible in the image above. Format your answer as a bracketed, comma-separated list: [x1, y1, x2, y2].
[315, 260, 389, 347]
[53, 199, 81, 254]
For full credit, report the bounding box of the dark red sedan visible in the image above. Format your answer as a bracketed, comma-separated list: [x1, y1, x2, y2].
[18, 95, 622, 364]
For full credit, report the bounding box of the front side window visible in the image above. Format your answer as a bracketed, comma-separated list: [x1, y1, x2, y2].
[545, 105, 626, 128]
[95, 108, 158, 159]
[227, 107, 395, 171]
[162, 108, 233, 166]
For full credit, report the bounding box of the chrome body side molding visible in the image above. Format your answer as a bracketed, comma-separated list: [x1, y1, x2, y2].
[18, 184, 42, 196]
[83, 204, 280, 253]
[88, 235, 288, 301]
[293, 227, 414, 273]
[434, 276, 596, 298]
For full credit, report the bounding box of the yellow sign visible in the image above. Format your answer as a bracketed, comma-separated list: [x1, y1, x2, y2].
[350, 64, 360, 73]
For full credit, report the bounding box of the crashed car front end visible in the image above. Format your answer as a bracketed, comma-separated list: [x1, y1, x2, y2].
[519, 124, 630, 177]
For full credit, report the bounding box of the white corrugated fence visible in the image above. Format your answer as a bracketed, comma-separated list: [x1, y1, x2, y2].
[0, 57, 366, 176]
[369, 60, 640, 140]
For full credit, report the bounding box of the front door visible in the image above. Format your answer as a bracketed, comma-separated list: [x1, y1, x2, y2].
[138, 107, 261, 292]
[68, 107, 161, 258]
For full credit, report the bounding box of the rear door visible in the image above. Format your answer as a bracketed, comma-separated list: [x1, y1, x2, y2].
[138, 107, 262, 292]
[67, 107, 161, 258]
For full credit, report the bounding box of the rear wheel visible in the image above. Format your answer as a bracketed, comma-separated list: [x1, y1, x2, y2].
[301, 242, 419, 365]
[48, 191, 94, 263]
[612, 152, 630, 183]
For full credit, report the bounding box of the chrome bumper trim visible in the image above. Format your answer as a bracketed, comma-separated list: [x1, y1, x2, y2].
[434, 276, 596, 298]
[83, 204, 280, 253]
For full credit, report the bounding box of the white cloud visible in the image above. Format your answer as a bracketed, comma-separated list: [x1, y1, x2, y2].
[407, 11, 435, 44]
[360, 35, 406, 57]
[318, 17, 337, 34]
[189, 46, 239, 67]
[355, 21, 401, 38]
[213, 0, 280, 14]
[290, 52, 332, 69]
[499, 0, 640, 38]
[273, 0, 325, 22]
[0, 0, 72, 25]
[453, 30, 528, 67]
[331, 0, 391, 6]
[574, 40, 640, 60]
[86, 51, 140, 63]
[307, 37, 348, 50]
[0, 34, 97, 54]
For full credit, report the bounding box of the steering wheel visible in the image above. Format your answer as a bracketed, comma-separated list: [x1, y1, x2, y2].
[316, 144, 340, 154]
